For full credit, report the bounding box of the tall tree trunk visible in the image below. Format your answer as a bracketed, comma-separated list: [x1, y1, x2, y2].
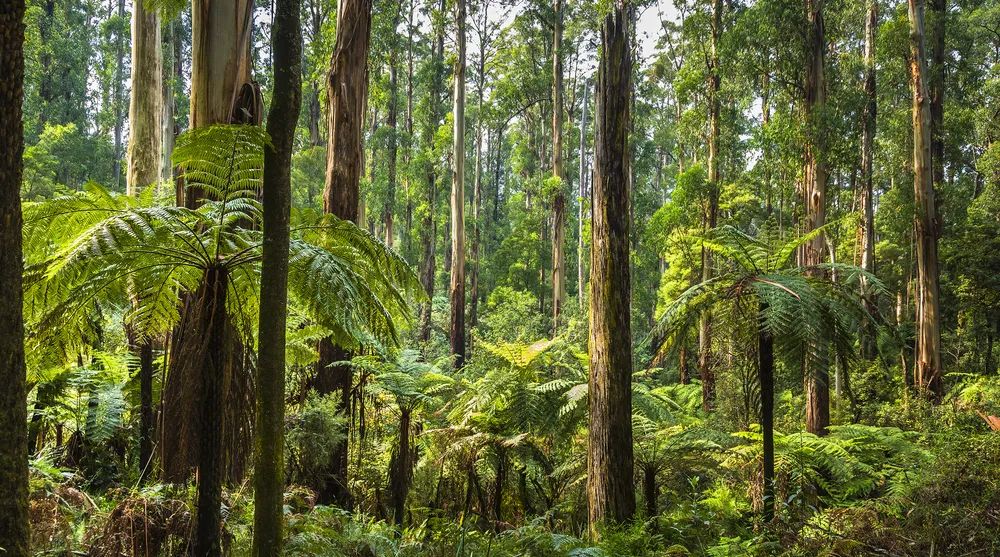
[252, 0, 301, 552]
[470, 3, 488, 332]
[127, 0, 162, 196]
[804, 0, 830, 436]
[859, 0, 878, 360]
[551, 0, 566, 330]
[908, 0, 943, 400]
[419, 0, 445, 343]
[192, 266, 230, 557]
[759, 301, 775, 523]
[385, 22, 400, 248]
[450, 0, 467, 368]
[315, 0, 373, 508]
[578, 82, 589, 304]
[0, 2, 29, 554]
[126, 0, 162, 487]
[161, 18, 178, 183]
[588, 0, 635, 535]
[699, 0, 723, 412]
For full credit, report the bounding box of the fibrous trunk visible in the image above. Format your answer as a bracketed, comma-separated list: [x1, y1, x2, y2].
[0, 2, 29, 553]
[587, 0, 636, 535]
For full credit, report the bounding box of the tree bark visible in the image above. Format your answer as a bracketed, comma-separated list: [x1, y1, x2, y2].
[759, 301, 775, 523]
[908, 0, 943, 400]
[642, 465, 657, 518]
[804, 0, 830, 436]
[384, 20, 400, 248]
[551, 0, 566, 330]
[112, 0, 125, 190]
[138, 342, 154, 484]
[588, 0, 636, 535]
[578, 82, 589, 304]
[127, 0, 162, 196]
[389, 407, 411, 526]
[192, 266, 230, 557]
[859, 0, 878, 360]
[315, 0, 374, 508]
[252, 0, 301, 552]
[699, 0, 722, 412]
[0, 2, 29, 553]
[450, 0, 467, 368]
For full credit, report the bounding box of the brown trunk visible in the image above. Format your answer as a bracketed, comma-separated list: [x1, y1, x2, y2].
[759, 301, 775, 522]
[389, 407, 411, 526]
[449, 0, 467, 368]
[804, 0, 830, 436]
[551, 0, 566, 330]
[908, 0, 943, 400]
[315, 0, 373, 508]
[859, 0, 878, 360]
[126, 0, 162, 195]
[112, 0, 125, 190]
[419, 0, 446, 343]
[588, 0, 636, 534]
[642, 465, 657, 518]
[138, 342, 154, 484]
[699, 0, 722, 412]
[385, 28, 400, 248]
[192, 266, 230, 557]
[0, 2, 29, 553]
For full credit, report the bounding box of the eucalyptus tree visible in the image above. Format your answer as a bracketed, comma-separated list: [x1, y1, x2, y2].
[588, 0, 636, 534]
[450, 0, 468, 368]
[319, 0, 374, 507]
[654, 225, 883, 522]
[0, 1, 29, 554]
[908, 0, 943, 400]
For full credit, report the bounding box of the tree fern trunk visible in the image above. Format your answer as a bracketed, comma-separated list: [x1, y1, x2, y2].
[193, 266, 230, 557]
[759, 301, 775, 523]
[0, 1, 29, 553]
[587, 0, 636, 535]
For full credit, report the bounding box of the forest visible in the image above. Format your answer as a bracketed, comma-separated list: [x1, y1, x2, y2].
[1, 0, 999, 555]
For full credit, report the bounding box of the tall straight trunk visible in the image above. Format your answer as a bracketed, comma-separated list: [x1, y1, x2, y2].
[470, 3, 488, 332]
[112, 0, 126, 190]
[385, 25, 400, 248]
[908, 0, 943, 400]
[0, 2, 29, 554]
[577, 82, 589, 304]
[699, 0, 722, 412]
[127, 0, 162, 195]
[450, 0, 467, 368]
[929, 0, 945, 202]
[588, 0, 635, 535]
[804, 0, 830, 436]
[404, 0, 415, 257]
[315, 0, 373, 508]
[859, 0, 878, 360]
[252, 0, 301, 552]
[551, 0, 566, 330]
[758, 302, 775, 523]
[161, 18, 177, 183]
[192, 266, 230, 557]
[419, 1, 445, 343]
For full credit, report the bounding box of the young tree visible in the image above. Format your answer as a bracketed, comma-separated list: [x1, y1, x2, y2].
[0, 2, 29, 554]
[588, 0, 636, 535]
[450, 0, 467, 368]
[577, 81, 589, 304]
[908, 0, 943, 399]
[317, 0, 374, 507]
[252, 0, 301, 552]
